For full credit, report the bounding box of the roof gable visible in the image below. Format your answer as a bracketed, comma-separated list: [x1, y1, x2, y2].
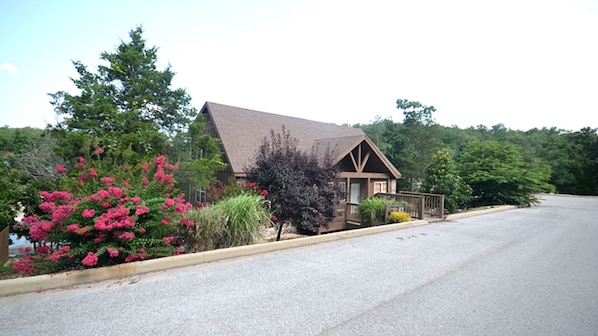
[200, 102, 399, 178]
[336, 137, 401, 178]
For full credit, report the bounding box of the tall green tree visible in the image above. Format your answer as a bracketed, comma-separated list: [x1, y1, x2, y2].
[386, 99, 442, 191]
[0, 151, 25, 239]
[564, 128, 598, 194]
[171, 118, 227, 194]
[422, 148, 472, 212]
[49, 26, 198, 162]
[458, 141, 551, 206]
[354, 116, 394, 153]
[0, 128, 52, 239]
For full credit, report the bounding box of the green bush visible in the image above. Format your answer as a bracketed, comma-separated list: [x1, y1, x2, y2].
[218, 194, 271, 247]
[181, 194, 272, 251]
[180, 206, 226, 252]
[388, 210, 412, 223]
[357, 198, 387, 226]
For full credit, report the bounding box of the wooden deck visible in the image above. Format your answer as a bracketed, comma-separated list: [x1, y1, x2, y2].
[318, 192, 445, 234]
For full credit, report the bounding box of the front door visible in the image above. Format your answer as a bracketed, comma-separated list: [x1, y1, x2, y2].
[350, 183, 361, 204]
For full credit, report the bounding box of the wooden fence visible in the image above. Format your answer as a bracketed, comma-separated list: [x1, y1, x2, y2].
[397, 191, 445, 219]
[0, 227, 8, 264]
[375, 192, 445, 220]
[346, 203, 360, 223]
[340, 192, 445, 228]
[374, 193, 425, 220]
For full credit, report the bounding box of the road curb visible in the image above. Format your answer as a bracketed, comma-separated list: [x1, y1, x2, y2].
[0, 205, 515, 296]
[444, 205, 518, 221]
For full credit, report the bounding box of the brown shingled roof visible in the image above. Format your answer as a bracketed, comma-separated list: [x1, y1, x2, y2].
[200, 102, 400, 178]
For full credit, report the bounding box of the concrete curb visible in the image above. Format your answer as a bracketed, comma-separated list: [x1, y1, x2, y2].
[444, 205, 518, 221]
[0, 205, 516, 297]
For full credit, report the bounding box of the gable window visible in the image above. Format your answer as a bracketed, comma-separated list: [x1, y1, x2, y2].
[374, 181, 387, 194]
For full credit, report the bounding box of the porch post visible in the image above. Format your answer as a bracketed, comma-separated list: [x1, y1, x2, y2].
[346, 177, 351, 202]
[418, 197, 425, 220]
[440, 194, 445, 220]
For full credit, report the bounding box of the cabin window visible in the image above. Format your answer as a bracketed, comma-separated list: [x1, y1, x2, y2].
[338, 181, 347, 193]
[374, 181, 387, 194]
[337, 181, 347, 200]
[195, 188, 207, 204]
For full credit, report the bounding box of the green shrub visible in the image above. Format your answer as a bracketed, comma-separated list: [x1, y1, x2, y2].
[217, 194, 271, 247]
[388, 210, 412, 223]
[181, 194, 272, 251]
[180, 206, 226, 252]
[357, 198, 387, 226]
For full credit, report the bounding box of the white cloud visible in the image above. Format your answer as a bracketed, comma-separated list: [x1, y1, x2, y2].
[1, 62, 19, 75]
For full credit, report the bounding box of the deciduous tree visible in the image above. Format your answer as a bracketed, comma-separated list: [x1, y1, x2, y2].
[423, 148, 472, 212]
[458, 141, 551, 206]
[386, 99, 442, 191]
[245, 127, 342, 239]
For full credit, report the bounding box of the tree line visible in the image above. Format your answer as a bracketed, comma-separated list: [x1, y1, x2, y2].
[355, 99, 598, 210]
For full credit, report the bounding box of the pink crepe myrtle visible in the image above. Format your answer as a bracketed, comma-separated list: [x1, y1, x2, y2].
[74, 157, 86, 169]
[107, 247, 119, 257]
[13, 257, 35, 275]
[180, 218, 195, 227]
[117, 232, 135, 241]
[40, 191, 72, 202]
[81, 252, 99, 267]
[48, 246, 70, 263]
[56, 164, 68, 174]
[14, 154, 196, 276]
[93, 147, 104, 156]
[82, 209, 95, 219]
[135, 205, 150, 216]
[67, 224, 80, 232]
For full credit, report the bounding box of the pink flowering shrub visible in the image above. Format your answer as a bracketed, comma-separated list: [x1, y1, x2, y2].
[206, 181, 266, 203]
[13, 151, 195, 276]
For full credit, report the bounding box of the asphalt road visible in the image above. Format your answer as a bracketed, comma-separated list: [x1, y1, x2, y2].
[1, 194, 597, 335]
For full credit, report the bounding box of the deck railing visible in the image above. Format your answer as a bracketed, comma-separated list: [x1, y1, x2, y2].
[346, 203, 360, 223]
[374, 193, 425, 220]
[397, 191, 445, 219]
[374, 192, 445, 220]
[342, 192, 445, 226]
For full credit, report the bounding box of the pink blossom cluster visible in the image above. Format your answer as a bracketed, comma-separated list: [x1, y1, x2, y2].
[93, 205, 134, 231]
[48, 246, 70, 263]
[13, 154, 195, 275]
[29, 220, 54, 241]
[40, 191, 73, 202]
[13, 256, 35, 275]
[56, 164, 68, 174]
[82, 251, 98, 266]
[107, 247, 120, 257]
[161, 196, 193, 214]
[13, 216, 38, 231]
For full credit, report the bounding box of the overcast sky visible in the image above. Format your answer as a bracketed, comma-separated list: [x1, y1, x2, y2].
[1, 0, 597, 131]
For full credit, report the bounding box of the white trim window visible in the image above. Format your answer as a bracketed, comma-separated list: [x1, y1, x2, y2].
[374, 181, 387, 194]
[195, 188, 207, 204]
